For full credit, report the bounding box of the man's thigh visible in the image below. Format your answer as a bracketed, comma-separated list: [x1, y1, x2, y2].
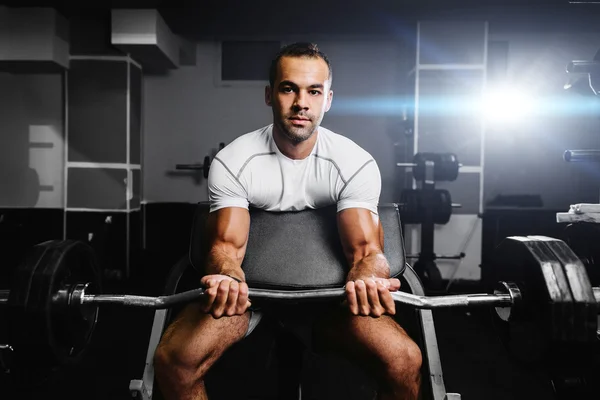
[311, 306, 417, 370]
[158, 302, 262, 363]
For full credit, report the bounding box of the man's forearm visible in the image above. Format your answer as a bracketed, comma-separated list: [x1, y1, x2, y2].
[346, 252, 390, 281]
[205, 247, 246, 282]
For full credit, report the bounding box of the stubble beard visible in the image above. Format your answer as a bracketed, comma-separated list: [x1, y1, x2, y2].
[275, 114, 322, 143]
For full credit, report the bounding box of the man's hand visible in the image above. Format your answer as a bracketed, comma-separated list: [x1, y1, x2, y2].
[200, 274, 251, 318]
[345, 277, 401, 317]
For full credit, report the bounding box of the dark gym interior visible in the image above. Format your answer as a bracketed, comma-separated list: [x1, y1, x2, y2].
[1, 0, 600, 399]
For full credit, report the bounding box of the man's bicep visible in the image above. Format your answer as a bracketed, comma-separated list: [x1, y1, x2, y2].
[337, 207, 382, 266]
[207, 207, 250, 259]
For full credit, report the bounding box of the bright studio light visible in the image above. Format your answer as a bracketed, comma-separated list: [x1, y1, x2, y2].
[481, 87, 535, 124]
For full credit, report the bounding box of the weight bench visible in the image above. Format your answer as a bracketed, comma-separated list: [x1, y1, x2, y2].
[130, 203, 460, 400]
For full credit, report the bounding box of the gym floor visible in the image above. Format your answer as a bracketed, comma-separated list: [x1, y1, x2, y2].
[3, 282, 558, 400]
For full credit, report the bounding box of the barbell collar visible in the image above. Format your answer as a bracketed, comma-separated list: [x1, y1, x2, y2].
[595, 287, 600, 303]
[80, 286, 513, 310]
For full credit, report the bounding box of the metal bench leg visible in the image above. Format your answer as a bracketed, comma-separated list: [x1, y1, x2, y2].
[130, 309, 168, 400]
[402, 264, 461, 400]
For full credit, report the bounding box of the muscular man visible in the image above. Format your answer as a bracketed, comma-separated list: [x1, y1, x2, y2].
[154, 42, 422, 400]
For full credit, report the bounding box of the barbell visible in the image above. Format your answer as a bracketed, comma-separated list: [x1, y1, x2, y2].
[175, 142, 226, 179]
[1, 235, 599, 386]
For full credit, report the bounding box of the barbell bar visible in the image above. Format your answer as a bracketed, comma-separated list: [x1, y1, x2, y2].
[4, 278, 599, 312]
[175, 142, 226, 179]
[396, 163, 464, 168]
[42, 283, 516, 310]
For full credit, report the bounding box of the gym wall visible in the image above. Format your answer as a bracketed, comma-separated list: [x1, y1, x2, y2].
[0, 72, 64, 210]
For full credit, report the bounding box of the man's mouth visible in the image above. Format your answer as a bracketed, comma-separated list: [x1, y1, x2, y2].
[289, 116, 310, 125]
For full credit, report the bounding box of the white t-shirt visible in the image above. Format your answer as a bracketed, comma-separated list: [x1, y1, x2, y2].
[208, 124, 381, 215]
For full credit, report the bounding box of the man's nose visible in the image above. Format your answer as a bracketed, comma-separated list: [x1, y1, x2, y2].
[293, 91, 309, 110]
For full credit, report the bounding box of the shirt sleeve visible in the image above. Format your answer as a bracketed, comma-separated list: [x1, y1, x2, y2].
[337, 159, 381, 215]
[207, 157, 249, 213]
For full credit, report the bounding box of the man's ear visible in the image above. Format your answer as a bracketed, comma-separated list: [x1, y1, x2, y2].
[265, 86, 272, 106]
[325, 90, 333, 112]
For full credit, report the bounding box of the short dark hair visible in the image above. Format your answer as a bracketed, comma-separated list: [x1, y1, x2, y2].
[268, 42, 332, 88]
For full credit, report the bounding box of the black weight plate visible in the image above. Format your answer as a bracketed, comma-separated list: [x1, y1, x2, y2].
[438, 153, 460, 182]
[434, 189, 452, 225]
[532, 236, 597, 344]
[489, 236, 573, 367]
[412, 152, 460, 182]
[399, 189, 420, 224]
[8, 240, 101, 386]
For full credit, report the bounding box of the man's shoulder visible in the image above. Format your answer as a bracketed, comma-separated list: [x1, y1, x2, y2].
[214, 125, 274, 172]
[317, 127, 375, 172]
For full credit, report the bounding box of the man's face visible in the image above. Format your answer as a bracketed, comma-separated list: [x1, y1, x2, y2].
[265, 56, 333, 143]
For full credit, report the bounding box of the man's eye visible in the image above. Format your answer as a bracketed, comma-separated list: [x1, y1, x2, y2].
[310, 90, 321, 95]
[282, 87, 293, 93]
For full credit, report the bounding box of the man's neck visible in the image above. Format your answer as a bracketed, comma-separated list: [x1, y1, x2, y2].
[272, 124, 318, 160]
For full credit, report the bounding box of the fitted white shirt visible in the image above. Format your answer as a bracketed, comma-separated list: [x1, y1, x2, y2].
[208, 124, 381, 215]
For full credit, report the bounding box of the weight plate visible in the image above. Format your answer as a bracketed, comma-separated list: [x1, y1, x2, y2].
[488, 236, 573, 367]
[412, 152, 460, 182]
[434, 189, 452, 225]
[531, 236, 597, 344]
[8, 240, 101, 386]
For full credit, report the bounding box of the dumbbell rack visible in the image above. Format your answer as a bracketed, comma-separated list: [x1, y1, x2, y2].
[400, 21, 489, 290]
[398, 153, 462, 289]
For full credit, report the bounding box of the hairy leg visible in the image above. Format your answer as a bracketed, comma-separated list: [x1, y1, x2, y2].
[154, 302, 251, 400]
[312, 308, 422, 400]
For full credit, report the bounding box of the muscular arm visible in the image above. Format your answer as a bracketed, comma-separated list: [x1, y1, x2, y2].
[338, 208, 388, 280]
[338, 208, 399, 316]
[200, 207, 251, 318]
[204, 207, 250, 282]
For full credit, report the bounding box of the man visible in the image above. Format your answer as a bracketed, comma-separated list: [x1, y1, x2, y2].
[154, 42, 422, 400]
